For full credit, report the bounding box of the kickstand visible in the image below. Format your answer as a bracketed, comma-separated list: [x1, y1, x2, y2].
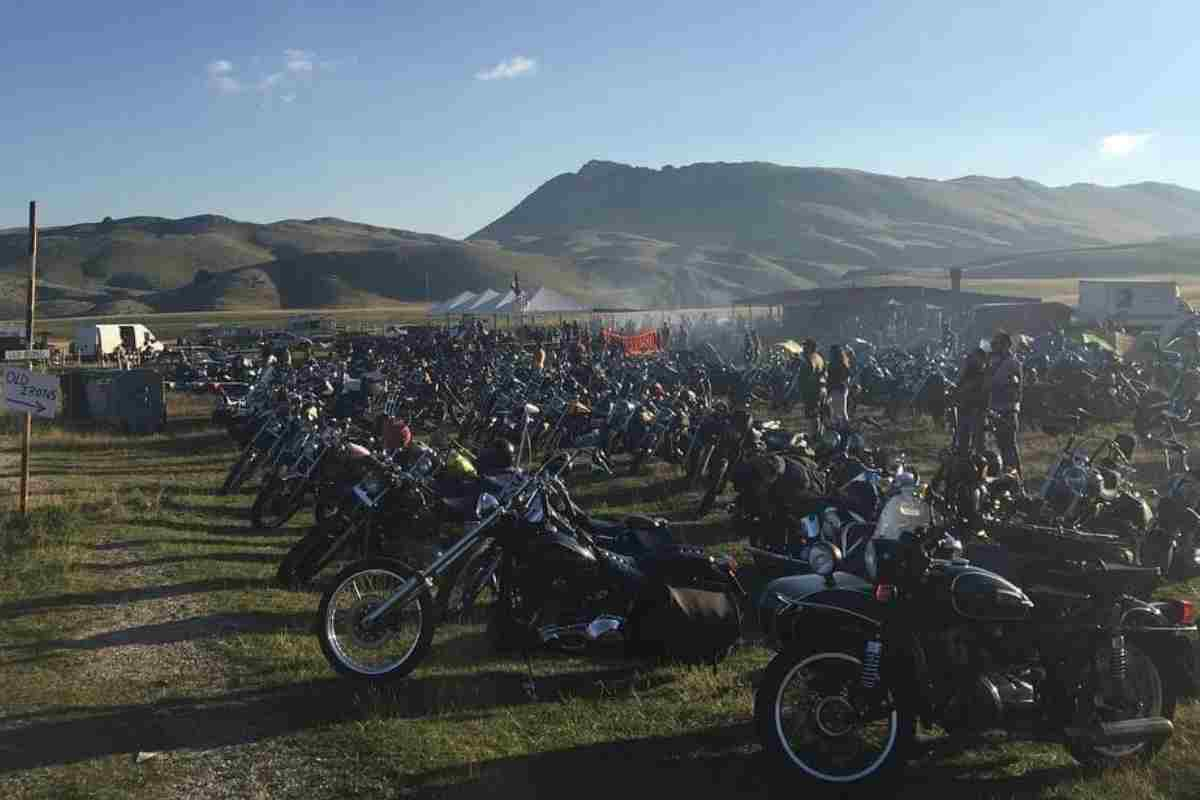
[521, 649, 538, 701]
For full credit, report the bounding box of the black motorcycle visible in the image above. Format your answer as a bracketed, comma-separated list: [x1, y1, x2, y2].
[315, 450, 744, 683]
[753, 518, 1196, 785]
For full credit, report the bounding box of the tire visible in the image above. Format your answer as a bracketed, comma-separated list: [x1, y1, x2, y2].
[698, 457, 729, 516]
[1171, 526, 1197, 580]
[316, 558, 435, 682]
[252, 476, 308, 530]
[755, 646, 912, 785]
[1142, 527, 1176, 580]
[277, 526, 343, 589]
[1067, 641, 1174, 767]
[220, 446, 259, 495]
[691, 444, 715, 490]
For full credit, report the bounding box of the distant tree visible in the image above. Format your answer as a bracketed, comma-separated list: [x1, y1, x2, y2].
[99, 216, 115, 231]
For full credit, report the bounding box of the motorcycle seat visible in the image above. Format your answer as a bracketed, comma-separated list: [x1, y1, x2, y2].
[1037, 562, 1159, 597]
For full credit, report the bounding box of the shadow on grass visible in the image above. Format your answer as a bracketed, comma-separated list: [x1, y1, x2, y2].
[0, 577, 265, 620]
[93, 538, 288, 551]
[33, 430, 230, 457]
[0, 667, 676, 775]
[405, 724, 1095, 800]
[74, 551, 283, 572]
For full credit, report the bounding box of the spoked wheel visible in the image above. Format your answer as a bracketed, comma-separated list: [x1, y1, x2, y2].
[1067, 641, 1173, 767]
[317, 558, 435, 681]
[755, 647, 911, 785]
[251, 476, 308, 529]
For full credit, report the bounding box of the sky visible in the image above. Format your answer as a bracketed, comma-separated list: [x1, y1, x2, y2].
[3, 0, 1199, 238]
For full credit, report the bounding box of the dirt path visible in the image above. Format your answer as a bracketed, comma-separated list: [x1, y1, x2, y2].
[0, 529, 321, 799]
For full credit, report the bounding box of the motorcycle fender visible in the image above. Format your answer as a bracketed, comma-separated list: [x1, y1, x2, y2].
[1123, 601, 1200, 698]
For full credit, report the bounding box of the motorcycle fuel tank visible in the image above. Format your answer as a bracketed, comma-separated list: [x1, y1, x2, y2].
[943, 566, 1034, 622]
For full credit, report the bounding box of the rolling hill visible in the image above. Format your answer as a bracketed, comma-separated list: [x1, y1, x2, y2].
[470, 161, 1200, 302]
[0, 216, 596, 317]
[5, 160, 1200, 317]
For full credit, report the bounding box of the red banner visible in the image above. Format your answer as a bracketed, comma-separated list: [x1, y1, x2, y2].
[601, 328, 660, 355]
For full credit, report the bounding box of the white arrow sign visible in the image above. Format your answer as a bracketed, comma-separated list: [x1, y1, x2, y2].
[3, 366, 61, 419]
[4, 349, 50, 361]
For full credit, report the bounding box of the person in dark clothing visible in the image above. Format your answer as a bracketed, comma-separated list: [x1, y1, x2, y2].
[827, 344, 852, 428]
[954, 343, 991, 454]
[988, 330, 1023, 481]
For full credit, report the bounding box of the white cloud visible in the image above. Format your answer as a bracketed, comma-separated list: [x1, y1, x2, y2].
[205, 60, 241, 92]
[475, 55, 536, 81]
[1099, 132, 1153, 157]
[284, 48, 314, 73]
[258, 72, 285, 90]
[205, 51, 326, 99]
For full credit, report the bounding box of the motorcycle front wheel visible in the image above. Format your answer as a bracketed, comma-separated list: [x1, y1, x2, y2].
[755, 645, 912, 785]
[317, 558, 435, 681]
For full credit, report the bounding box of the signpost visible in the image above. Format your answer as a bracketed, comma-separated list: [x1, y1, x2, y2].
[4, 349, 50, 362]
[3, 366, 60, 419]
[19, 201, 37, 513]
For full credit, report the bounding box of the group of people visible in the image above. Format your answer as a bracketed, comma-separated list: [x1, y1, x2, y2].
[953, 330, 1024, 482]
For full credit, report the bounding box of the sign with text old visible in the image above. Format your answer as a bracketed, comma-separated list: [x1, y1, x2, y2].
[3, 366, 60, 419]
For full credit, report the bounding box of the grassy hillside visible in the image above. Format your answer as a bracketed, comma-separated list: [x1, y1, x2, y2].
[472, 161, 1200, 305]
[0, 216, 599, 317]
[963, 236, 1200, 278]
[7, 163, 1200, 318]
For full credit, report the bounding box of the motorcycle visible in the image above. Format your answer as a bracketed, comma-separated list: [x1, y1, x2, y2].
[314, 450, 744, 683]
[753, 508, 1196, 785]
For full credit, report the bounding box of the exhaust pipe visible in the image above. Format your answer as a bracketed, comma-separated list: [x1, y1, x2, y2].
[1066, 716, 1174, 747]
[539, 615, 624, 651]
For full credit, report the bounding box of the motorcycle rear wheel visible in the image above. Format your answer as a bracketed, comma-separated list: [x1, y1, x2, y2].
[1066, 641, 1173, 767]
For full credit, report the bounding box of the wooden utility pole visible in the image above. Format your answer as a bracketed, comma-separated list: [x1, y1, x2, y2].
[20, 201, 38, 513]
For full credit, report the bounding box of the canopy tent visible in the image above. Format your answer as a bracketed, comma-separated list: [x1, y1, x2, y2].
[461, 289, 501, 312]
[429, 290, 477, 315]
[473, 290, 517, 313]
[428, 285, 587, 318]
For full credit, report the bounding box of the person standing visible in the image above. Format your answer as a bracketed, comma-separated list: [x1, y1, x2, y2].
[797, 338, 827, 436]
[988, 330, 1023, 482]
[827, 344, 852, 429]
[954, 342, 991, 454]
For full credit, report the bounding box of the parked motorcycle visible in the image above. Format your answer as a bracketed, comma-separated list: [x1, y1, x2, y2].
[753, 513, 1196, 785]
[315, 450, 744, 683]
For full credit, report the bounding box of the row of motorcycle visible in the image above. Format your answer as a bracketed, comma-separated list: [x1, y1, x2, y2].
[206, 341, 1198, 786]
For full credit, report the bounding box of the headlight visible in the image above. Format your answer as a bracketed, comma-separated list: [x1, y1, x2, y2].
[808, 541, 840, 577]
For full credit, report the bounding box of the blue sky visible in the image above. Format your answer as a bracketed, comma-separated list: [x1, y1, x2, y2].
[4, 0, 1197, 238]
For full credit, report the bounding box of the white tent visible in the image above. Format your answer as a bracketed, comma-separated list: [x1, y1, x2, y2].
[433, 290, 480, 315]
[429, 290, 475, 315]
[473, 290, 517, 313]
[462, 289, 501, 312]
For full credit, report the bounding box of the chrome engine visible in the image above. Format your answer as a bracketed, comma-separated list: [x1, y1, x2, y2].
[538, 615, 625, 652]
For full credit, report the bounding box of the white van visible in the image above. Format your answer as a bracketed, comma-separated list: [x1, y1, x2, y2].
[74, 323, 164, 359]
